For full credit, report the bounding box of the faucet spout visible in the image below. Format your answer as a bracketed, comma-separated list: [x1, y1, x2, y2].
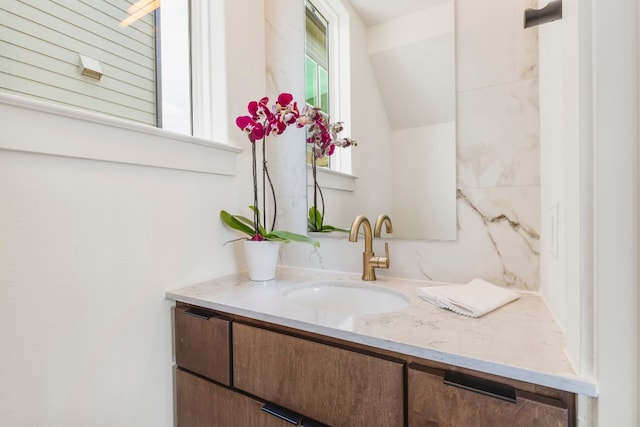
[349, 215, 373, 252]
[374, 214, 393, 237]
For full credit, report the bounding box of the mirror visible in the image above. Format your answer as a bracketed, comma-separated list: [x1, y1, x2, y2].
[309, 0, 457, 240]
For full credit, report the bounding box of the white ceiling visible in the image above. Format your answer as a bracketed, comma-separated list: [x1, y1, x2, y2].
[347, 0, 451, 27]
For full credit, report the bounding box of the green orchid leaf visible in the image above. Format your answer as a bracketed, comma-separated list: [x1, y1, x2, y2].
[235, 214, 255, 228]
[307, 206, 349, 233]
[248, 205, 269, 237]
[308, 206, 323, 230]
[267, 230, 320, 247]
[221, 209, 319, 246]
[220, 210, 255, 237]
[319, 224, 349, 233]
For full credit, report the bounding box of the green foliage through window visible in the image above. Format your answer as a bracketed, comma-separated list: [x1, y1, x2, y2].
[305, 2, 330, 167]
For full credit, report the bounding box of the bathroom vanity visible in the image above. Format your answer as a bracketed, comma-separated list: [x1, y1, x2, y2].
[167, 268, 596, 426]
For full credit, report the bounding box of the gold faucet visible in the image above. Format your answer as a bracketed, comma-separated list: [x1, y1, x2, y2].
[374, 214, 393, 237]
[349, 215, 391, 281]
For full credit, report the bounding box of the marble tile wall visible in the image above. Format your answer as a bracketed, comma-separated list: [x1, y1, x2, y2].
[281, 0, 541, 290]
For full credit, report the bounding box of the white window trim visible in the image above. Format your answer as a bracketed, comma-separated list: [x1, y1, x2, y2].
[307, 164, 358, 192]
[0, 92, 240, 176]
[308, 0, 353, 175]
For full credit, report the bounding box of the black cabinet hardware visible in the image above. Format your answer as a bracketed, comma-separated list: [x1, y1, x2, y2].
[261, 402, 303, 425]
[183, 308, 213, 320]
[301, 417, 330, 427]
[444, 371, 517, 403]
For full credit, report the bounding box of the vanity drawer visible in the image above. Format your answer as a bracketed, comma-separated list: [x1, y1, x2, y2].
[174, 306, 231, 385]
[232, 323, 404, 427]
[408, 364, 570, 427]
[176, 368, 294, 427]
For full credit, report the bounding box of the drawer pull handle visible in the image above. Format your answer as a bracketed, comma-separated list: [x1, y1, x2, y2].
[261, 403, 303, 425]
[443, 371, 517, 403]
[183, 308, 212, 320]
[301, 417, 330, 427]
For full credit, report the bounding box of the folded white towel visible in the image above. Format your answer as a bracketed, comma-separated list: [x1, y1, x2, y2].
[416, 278, 519, 318]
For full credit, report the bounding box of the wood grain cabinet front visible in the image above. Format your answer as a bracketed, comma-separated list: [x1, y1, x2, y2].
[408, 364, 571, 427]
[232, 323, 405, 427]
[172, 304, 576, 427]
[176, 368, 295, 427]
[174, 306, 231, 386]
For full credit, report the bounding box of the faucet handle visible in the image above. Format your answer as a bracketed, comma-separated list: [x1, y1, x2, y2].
[371, 242, 390, 269]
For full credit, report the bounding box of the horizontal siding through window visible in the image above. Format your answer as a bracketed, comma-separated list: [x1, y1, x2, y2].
[0, 0, 157, 126]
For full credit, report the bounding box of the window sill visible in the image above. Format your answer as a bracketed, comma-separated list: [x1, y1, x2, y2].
[307, 164, 358, 192]
[0, 93, 241, 175]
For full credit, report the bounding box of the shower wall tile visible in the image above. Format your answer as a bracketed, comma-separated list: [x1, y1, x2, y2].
[264, 1, 307, 236]
[457, 78, 540, 188]
[380, 186, 540, 289]
[456, 0, 539, 92]
[264, 0, 305, 63]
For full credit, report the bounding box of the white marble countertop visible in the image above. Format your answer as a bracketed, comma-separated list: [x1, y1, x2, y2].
[165, 267, 597, 396]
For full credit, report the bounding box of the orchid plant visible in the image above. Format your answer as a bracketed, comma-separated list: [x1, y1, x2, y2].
[299, 106, 356, 232]
[220, 93, 319, 247]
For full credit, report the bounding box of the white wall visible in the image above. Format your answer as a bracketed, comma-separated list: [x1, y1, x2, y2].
[538, 2, 568, 344]
[0, 104, 239, 426]
[539, 0, 639, 424]
[0, 0, 264, 424]
[589, 0, 639, 424]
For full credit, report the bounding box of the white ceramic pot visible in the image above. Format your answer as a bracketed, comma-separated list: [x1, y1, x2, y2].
[243, 240, 281, 281]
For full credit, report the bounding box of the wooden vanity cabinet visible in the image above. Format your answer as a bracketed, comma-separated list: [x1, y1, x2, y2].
[173, 302, 575, 427]
[174, 303, 404, 426]
[232, 322, 405, 427]
[407, 364, 572, 427]
[174, 306, 231, 386]
[176, 368, 293, 427]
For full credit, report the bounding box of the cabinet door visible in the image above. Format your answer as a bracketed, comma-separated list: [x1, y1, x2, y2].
[408, 364, 569, 427]
[175, 306, 231, 385]
[176, 368, 295, 427]
[233, 323, 404, 427]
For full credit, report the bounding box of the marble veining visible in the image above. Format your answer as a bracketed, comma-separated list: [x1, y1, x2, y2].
[457, 189, 540, 289]
[282, 185, 540, 290]
[166, 267, 597, 397]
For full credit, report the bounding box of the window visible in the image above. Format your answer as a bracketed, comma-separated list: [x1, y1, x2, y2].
[0, 0, 191, 135]
[304, 0, 352, 174]
[305, 5, 329, 114]
[305, 2, 330, 167]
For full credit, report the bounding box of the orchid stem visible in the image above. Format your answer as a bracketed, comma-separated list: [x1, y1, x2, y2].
[261, 136, 267, 231]
[251, 143, 259, 236]
[265, 161, 277, 232]
[311, 153, 324, 231]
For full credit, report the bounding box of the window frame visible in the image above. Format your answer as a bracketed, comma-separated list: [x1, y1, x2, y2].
[305, 0, 353, 175]
[0, 1, 237, 176]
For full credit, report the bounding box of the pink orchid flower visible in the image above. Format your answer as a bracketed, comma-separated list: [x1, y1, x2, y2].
[248, 97, 272, 121]
[274, 93, 300, 126]
[236, 116, 264, 143]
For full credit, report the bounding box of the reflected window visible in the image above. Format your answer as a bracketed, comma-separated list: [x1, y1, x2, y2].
[0, 0, 192, 135]
[305, 1, 330, 168]
[304, 0, 353, 174]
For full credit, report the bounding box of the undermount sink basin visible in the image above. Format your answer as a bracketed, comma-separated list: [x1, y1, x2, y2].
[283, 281, 410, 315]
